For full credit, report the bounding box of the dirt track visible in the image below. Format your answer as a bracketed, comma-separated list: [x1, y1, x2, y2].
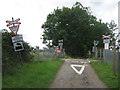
[50, 59, 108, 88]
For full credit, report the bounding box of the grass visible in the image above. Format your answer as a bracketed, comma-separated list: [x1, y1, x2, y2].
[63, 55, 73, 59]
[91, 62, 118, 88]
[87, 57, 102, 60]
[2, 60, 64, 88]
[32, 52, 57, 60]
[63, 55, 84, 59]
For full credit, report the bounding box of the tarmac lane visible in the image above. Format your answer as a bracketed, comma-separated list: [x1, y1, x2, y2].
[50, 59, 108, 88]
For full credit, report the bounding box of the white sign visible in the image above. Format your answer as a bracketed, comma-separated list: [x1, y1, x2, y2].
[103, 39, 110, 43]
[13, 42, 24, 52]
[12, 35, 23, 43]
[59, 43, 63, 46]
[58, 39, 63, 43]
[94, 40, 99, 46]
[104, 43, 109, 50]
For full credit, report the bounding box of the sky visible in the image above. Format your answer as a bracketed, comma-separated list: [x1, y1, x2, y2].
[0, 0, 119, 49]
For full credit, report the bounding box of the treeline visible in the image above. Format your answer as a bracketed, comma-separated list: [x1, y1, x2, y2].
[2, 32, 33, 75]
[42, 2, 112, 57]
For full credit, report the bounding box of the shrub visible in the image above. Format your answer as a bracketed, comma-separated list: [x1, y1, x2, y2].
[2, 32, 33, 75]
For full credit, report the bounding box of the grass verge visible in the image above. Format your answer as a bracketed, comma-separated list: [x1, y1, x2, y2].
[87, 57, 101, 60]
[63, 55, 84, 59]
[2, 60, 64, 88]
[90, 62, 118, 88]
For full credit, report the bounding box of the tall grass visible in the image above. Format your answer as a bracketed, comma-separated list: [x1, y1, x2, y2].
[2, 60, 64, 88]
[91, 62, 118, 88]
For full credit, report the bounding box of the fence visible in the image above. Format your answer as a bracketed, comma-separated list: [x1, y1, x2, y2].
[103, 50, 120, 73]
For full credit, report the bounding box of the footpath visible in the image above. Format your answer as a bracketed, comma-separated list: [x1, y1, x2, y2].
[50, 59, 108, 88]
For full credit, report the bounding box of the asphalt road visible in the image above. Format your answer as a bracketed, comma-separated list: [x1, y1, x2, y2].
[50, 59, 108, 88]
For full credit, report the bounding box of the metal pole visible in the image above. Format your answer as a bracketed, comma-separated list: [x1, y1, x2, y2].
[12, 17, 15, 26]
[113, 40, 116, 75]
[95, 47, 98, 58]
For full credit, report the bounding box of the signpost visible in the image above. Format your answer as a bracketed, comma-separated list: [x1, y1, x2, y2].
[13, 42, 24, 52]
[58, 39, 64, 56]
[12, 34, 24, 52]
[6, 17, 23, 65]
[58, 39, 63, 50]
[103, 39, 110, 44]
[6, 17, 21, 36]
[102, 35, 111, 50]
[11, 34, 23, 43]
[93, 40, 99, 58]
[6, 17, 24, 52]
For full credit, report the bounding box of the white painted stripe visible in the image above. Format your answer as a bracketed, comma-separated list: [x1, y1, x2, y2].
[79, 65, 85, 75]
[71, 64, 85, 75]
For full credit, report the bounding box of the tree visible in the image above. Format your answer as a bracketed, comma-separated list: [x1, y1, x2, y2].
[107, 20, 118, 75]
[41, 2, 111, 57]
[107, 20, 118, 41]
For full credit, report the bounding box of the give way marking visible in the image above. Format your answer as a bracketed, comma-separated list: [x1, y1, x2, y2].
[71, 64, 85, 75]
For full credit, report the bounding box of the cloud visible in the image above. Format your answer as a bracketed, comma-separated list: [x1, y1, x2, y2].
[89, 0, 118, 24]
[0, 0, 119, 48]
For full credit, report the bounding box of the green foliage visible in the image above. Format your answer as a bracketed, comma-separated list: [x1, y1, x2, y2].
[21, 42, 33, 62]
[91, 62, 118, 88]
[41, 2, 111, 57]
[2, 32, 33, 75]
[107, 20, 118, 42]
[2, 60, 64, 88]
[88, 57, 98, 60]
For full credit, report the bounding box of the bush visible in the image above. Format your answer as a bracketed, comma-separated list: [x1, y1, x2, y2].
[2, 32, 33, 75]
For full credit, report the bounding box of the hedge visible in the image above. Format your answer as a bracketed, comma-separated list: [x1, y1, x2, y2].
[2, 32, 33, 75]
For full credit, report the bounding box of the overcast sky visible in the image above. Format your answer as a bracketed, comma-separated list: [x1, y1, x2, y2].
[0, 0, 119, 49]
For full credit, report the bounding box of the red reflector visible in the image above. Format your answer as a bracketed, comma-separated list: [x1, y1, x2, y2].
[56, 49, 62, 53]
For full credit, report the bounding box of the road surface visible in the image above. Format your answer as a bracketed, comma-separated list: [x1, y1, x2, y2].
[50, 59, 108, 88]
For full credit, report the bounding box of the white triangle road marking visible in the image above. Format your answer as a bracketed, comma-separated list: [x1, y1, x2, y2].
[71, 64, 85, 75]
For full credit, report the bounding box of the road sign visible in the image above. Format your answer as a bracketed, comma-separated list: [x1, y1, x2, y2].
[58, 39, 63, 43]
[103, 39, 110, 43]
[93, 40, 99, 46]
[13, 42, 24, 52]
[6, 18, 21, 27]
[7, 22, 21, 27]
[9, 25, 19, 36]
[6, 17, 21, 36]
[59, 43, 63, 46]
[12, 35, 23, 43]
[102, 35, 111, 39]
